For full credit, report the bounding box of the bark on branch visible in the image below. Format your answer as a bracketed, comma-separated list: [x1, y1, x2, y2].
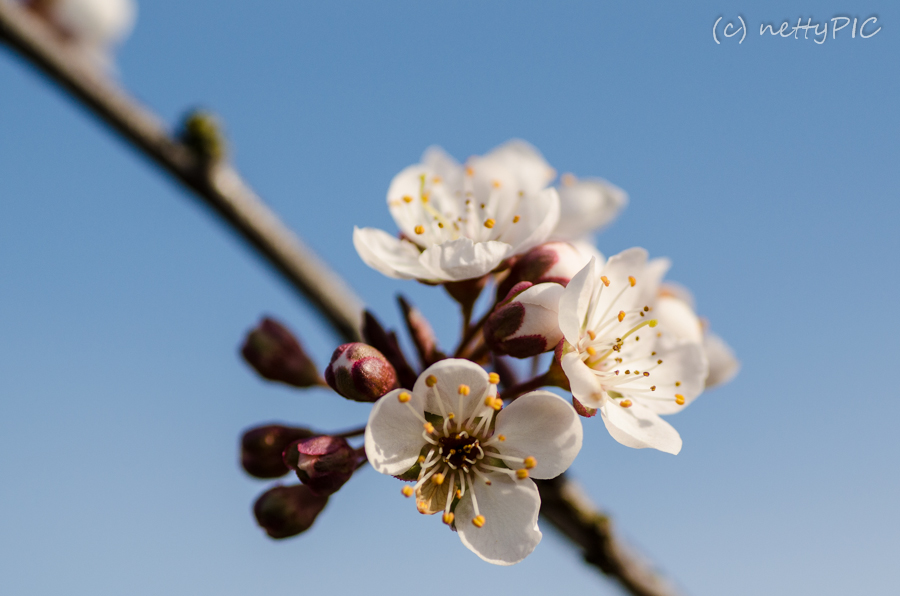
[0, 4, 680, 594]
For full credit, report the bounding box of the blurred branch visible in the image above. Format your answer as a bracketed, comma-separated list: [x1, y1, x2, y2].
[0, 3, 679, 594]
[536, 476, 678, 596]
[0, 1, 362, 342]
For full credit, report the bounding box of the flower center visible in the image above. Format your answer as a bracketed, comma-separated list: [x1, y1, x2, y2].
[438, 431, 484, 471]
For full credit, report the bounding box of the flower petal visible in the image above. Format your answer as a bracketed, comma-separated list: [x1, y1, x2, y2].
[554, 177, 628, 240]
[414, 359, 491, 422]
[479, 139, 556, 195]
[558, 257, 602, 345]
[494, 391, 582, 479]
[561, 351, 606, 406]
[418, 237, 511, 281]
[364, 389, 428, 476]
[352, 226, 439, 281]
[704, 331, 740, 389]
[627, 342, 707, 415]
[499, 188, 561, 254]
[654, 295, 703, 346]
[455, 473, 542, 565]
[601, 399, 682, 454]
[584, 247, 648, 331]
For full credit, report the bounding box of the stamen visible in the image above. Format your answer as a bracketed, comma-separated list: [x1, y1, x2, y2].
[458, 384, 470, 395]
[402, 195, 413, 203]
[472, 515, 485, 528]
[512, 215, 520, 223]
[675, 394, 685, 405]
[424, 422, 435, 434]
[524, 457, 537, 469]
[442, 512, 454, 525]
[488, 372, 500, 384]
[628, 276, 636, 287]
[618, 311, 626, 322]
[426, 375, 437, 387]
[620, 399, 633, 408]
[433, 473, 445, 485]
[398, 392, 411, 403]
[414, 225, 424, 235]
[401, 486, 413, 497]
[516, 469, 529, 479]
[484, 218, 495, 229]
[600, 276, 610, 287]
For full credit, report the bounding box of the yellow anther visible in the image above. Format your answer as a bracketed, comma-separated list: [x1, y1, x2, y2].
[491, 180, 502, 189]
[466, 166, 474, 176]
[421, 193, 429, 203]
[588, 330, 596, 340]
[433, 473, 445, 485]
[472, 515, 486, 528]
[484, 396, 495, 407]
[586, 346, 597, 356]
[488, 372, 500, 384]
[447, 413, 455, 419]
[458, 384, 470, 396]
[438, 222, 444, 228]
[644, 306, 650, 312]
[424, 422, 435, 434]
[643, 372, 650, 377]
[657, 359, 663, 364]
[417, 501, 428, 514]
[516, 469, 529, 479]
[414, 225, 425, 235]
[628, 276, 636, 287]
[426, 375, 438, 387]
[491, 398, 503, 411]
[442, 512, 455, 525]
[650, 385, 657, 391]
[648, 319, 658, 328]
[432, 176, 442, 184]
[561, 172, 576, 186]
[402, 195, 413, 203]
[620, 399, 633, 408]
[675, 394, 685, 405]
[401, 486, 413, 497]
[398, 392, 411, 403]
[498, 434, 506, 442]
[484, 218, 496, 229]
[524, 457, 537, 470]
[618, 311, 626, 322]
[456, 489, 462, 498]
[512, 215, 520, 223]
[418, 455, 425, 463]
[517, 190, 524, 197]
[675, 381, 682, 387]
[600, 276, 610, 287]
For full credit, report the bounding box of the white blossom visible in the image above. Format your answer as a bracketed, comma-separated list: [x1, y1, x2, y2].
[551, 173, 628, 242]
[558, 249, 708, 454]
[353, 141, 560, 282]
[365, 359, 582, 564]
[29, 0, 136, 68]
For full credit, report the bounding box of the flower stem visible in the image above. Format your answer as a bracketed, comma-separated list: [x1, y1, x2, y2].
[501, 372, 552, 402]
[332, 425, 366, 439]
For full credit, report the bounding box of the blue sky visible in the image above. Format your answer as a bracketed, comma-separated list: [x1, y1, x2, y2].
[1, 1, 898, 595]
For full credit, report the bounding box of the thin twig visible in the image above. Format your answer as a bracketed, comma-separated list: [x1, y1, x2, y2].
[0, 1, 362, 342]
[0, 4, 680, 594]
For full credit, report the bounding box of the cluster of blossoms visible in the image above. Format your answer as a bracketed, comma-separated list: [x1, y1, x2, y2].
[239, 141, 738, 565]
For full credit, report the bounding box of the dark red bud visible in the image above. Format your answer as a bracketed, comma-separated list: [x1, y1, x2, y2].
[253, 484, 329, 539]
[325, 342, 399, 402]
[497, 242, 583, 298]
[284, 436, 361, 496]
[241, 424, 316, 479]
[483, 283, 548, 359]
[241, 318, 321, 387]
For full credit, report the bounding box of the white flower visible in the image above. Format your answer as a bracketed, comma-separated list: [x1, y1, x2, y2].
[365, 359, 583, 565]
[551, 173, 628, 242]
[30, 0, 136, 66]
[655, 284, 740, 389]
[558, 249, 708, 454]
[353, 141, 560, 282]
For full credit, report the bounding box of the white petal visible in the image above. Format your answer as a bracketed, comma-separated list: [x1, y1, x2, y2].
[364, 389, 427, 476]
[704, 332, 740, 389]
[561, 352, 606, 406]
[494, 391, 582, 479]
[415, 359, 490, 421]
[554, 177, 628, 240]
[583, 247, 648, 332]
[418, 238, 511, 281]
[53, 0, 137, 46]
[352, 227, 439, 281]
[635, 257, 671, 308]
[455, 474, 542, 565]
[557, 257, 602, 345]
[480, 139, 556, 195]
[500, 188, 560, 254]
[629, 342, 707, 415]
[655, 296, 704, 346]
[421, 145, 464, 187]
[601, 400, 682, 454]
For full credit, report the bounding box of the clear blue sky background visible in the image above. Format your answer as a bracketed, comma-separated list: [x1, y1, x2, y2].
[1, 1, 898, 595]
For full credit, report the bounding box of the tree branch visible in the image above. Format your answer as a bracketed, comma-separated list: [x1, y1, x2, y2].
[0, 1, 362, 342]
[0, 4, 680, 594]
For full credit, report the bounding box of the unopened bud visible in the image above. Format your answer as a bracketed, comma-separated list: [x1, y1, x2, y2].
[497, 242, 591, 298]
[324, 343, 399, 402]
[484, 282, 564, 359]
[253, 484, 328, 539]
[283, 435, 361, 496]
[241, 318, 321, 388]
[178, 109, 228, 163]
[241, 424, 315, 479]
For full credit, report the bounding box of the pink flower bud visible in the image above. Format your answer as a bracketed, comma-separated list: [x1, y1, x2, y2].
[324, 343, 399, 402]
[253, 484, 329, 539]
[498, 242, 590, 298]
[240, 424, 315, 479]
[241, 318, 321, 388]
[484, 282, 565, 358]
[283, 436, 361, 496]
